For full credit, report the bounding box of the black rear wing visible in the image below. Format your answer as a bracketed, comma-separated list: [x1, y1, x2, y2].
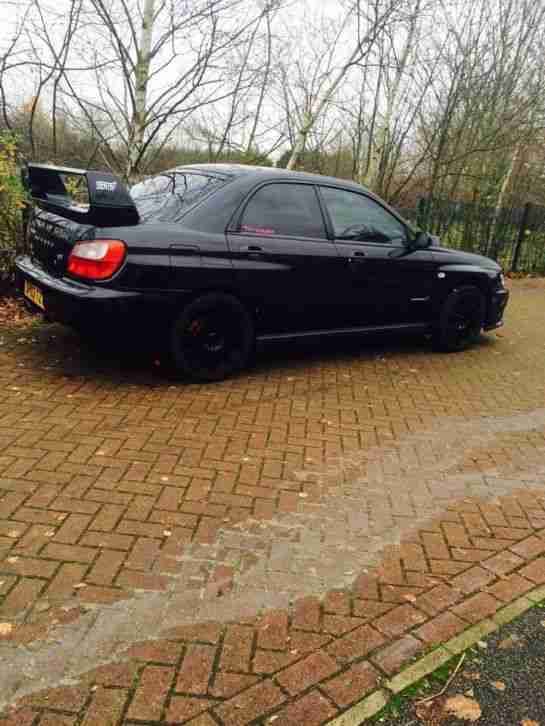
[22, 163, 139, 227]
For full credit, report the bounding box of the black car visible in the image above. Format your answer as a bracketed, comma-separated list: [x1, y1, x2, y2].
[16, 163, 509, 381]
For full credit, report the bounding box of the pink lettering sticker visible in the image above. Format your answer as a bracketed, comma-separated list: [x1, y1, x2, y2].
[241, 224, 275, 235]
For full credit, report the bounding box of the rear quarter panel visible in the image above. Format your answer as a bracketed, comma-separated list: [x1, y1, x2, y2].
[104, 223, 235, 294]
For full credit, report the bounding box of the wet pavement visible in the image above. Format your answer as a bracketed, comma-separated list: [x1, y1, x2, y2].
[1, 279, 545, 723]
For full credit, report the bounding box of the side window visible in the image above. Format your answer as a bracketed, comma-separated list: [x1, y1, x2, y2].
[131, 172, 224, 221]
[321, 187, 407, 245]
[240, 183, 326, 239]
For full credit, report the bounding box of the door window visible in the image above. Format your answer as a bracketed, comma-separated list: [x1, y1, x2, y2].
[321, 187, 407, 245]
[240, 183, 326, 239]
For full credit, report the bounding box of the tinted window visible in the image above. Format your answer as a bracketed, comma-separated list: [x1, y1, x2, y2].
[240, 183, 326, 239]
[131, 172, 224, 221]
[321, 187, 407, 245]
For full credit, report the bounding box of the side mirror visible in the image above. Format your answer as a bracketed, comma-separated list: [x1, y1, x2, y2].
[410, 231, 431, 250]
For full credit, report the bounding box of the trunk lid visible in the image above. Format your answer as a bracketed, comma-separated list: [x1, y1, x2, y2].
[28, 209, 94, 278]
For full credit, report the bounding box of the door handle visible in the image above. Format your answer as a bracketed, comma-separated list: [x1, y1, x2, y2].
[241, 245, 264, 258]
[348, 251, 366, 263]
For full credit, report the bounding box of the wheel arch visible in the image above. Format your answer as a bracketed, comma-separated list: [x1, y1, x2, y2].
[164, 284, 257, 326]
[435, 265, 494, 312]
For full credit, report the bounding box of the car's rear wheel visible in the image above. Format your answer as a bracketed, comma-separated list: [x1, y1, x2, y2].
[171, 293, 254, 382]
[435, 285, 485, 352]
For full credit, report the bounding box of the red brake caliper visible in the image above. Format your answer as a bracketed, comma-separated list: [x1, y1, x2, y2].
[189, 319, 202, 336]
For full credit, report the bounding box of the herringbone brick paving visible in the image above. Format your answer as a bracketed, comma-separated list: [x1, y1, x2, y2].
[2, 279, 545, 723]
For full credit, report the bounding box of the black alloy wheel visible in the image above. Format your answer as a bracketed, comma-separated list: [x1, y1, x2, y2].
[171, 293, 254, 382]
[436, 285, 485, 352]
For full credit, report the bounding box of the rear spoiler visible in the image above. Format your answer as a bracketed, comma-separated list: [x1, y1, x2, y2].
[21, 163, 139, 227]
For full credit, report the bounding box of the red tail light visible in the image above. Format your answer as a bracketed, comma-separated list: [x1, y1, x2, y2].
[67, 239, 126, 280]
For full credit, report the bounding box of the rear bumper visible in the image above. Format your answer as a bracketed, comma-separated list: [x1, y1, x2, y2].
[15, 255, 144, 325]
[484, 288, 509, 331]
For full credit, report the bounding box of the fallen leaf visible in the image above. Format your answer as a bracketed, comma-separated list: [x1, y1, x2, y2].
[521, 720, 540, 726]
[499, 635, 523, 650]
[444, 695, 482, 722]
[463, 671, 482, 681]
[492, 681, 506, 691]
[416, 699, 444, 723]
[0, 622, 13, 636]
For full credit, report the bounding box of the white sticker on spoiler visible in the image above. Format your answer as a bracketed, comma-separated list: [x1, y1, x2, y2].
[96, 181, 117, 192]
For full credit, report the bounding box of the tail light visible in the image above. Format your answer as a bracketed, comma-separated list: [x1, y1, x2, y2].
[67, 239, 126, 280]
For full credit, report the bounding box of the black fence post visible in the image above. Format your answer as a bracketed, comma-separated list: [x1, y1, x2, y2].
[511, 202, 532, 273]
[416, 197, 428, 229]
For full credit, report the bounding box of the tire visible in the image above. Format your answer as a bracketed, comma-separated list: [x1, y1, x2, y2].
[434, 285, 485, 352]
[170, 293, 254, 382]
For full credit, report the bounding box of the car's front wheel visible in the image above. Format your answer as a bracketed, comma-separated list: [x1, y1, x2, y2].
[170, 293, 254, 382]
[434, 285, 485, 352]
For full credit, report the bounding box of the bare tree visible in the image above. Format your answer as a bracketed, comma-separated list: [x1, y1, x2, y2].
[419, 0, 545, 208]
[3, 0, 545, 212]
[279, 0, 405, 171]
[26, 0, 277, 179]
[186, 0, 283, 162]
[0, 1, 34, 130]
[338, 0, 437, 199]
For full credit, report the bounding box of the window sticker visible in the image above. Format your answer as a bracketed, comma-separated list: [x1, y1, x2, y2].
[241, 224, 276, 235]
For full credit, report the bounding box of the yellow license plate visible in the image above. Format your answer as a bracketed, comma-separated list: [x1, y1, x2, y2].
[24, 280, 45, 310]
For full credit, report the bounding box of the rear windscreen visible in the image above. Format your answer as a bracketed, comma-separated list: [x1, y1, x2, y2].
[130, 172, 225, 222]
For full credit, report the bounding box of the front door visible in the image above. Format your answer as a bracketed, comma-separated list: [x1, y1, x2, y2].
[227, 182, 345, 334]
[318, 186, 435, 326]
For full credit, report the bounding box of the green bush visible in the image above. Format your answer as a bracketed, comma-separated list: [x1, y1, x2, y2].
[0, 132, 26, 282]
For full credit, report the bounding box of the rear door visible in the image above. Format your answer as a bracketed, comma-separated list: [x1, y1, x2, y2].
[319, 186, 436, 326]
[227, 182, 344, 334]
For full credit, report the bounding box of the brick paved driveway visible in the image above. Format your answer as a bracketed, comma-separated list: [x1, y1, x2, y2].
[2, 279, 545, 724]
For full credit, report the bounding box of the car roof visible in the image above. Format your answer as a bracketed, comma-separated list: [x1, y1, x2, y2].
[167, 163, 370, 191]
